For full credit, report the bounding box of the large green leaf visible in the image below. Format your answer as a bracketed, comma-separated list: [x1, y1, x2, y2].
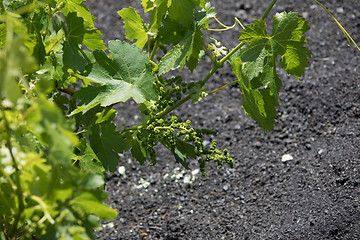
[61, 0, 95, 28]
[0, 13, 38, 103]
[239, 12, 310, 90]
[158, 27, 203, 74]
[62, 40, 87, 71]
[118, 7, 148, 49]
[65, 11, 105, 51]
[89, 122, 125, 173]
[75, 138, 105, 175]
[148, 0, 169, 32]
[157, 4, 215, 73]
[230, 58, 279, 131]
[26, 97, 78, 166]
[72, 191, 118, 220]
[70, 40, 158, 116]
[230, 12, 310, 131]
[168, 0, 196, 27]
[156, 19, 187, 45]
[61, 0, 105, 51]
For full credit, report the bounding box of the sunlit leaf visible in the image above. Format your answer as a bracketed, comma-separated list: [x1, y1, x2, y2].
[70, 40, 158, 115]
[118, 7, 148, 49]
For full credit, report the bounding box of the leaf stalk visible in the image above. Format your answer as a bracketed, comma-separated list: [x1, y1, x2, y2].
[208, 80, 239, 95]
[260, 0, 278, 21]
[149, 40, 159, 60]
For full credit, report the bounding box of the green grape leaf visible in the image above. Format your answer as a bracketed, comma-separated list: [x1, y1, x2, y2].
[194, 3, 216, 28]
[72, 191, 118, 220]
[62, 0, 95, 28]
[62, 40, 87, 71]
[173, 148, 191, 170]
[131, 141, 148, 165]
[157, 3, 214, 73]
[89, 123, 125, 172]
[65, 12, 85, 45]
[230, 58, 279, 131]
[83, 29, 106, 50]
[148, 0, 169, 32]
[156, 19, 187, 45]
[95, 108, 117, 124]
[239, 12, 310, 88]
[65, 11, 105, 51]
[118, 7, 148, 49]
[76, 138, 105, 175]
[176, 139, 197, 159]
[70, 40, 158, 116]
[44, 29, 65, 53]
[158, 27, 203, 74]
[141, 0, 156, 12]
[168, 0, 196, 27]
[231, 12, 310, 131]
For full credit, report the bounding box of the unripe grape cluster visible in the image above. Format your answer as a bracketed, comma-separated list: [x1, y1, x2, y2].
[152, 75, 202, 113]
[134, 74, 234, 175]
[137, 113, 234, 175]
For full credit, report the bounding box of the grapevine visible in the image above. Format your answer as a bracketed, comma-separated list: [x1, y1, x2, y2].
[0, 0, 359, 239]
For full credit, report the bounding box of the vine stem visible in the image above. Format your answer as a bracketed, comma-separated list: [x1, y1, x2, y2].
[208, 80, 239, 95]
[149, 40, 159, 61]
[202, 38, 216, 64]
[217, 42, 245, 68]
[1, 108, 25, 237]
[260, 0, 278, 21]
[58, 87, 75, 96]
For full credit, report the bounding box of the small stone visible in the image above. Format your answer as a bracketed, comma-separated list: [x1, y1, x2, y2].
[305, 143, 312, 150]
[336, 7, 344, 14]
[254, 141, 261, 148]
[103, 222, 114, 229]
[281, 154, 293, 162]
[223, 184, 230, 192]
[252, 178, 261, 185]
[118, 166, 126, 176]
[318, 149, 325, 155]
[302, 12, 309, 19]
[203, 140, 210, 147]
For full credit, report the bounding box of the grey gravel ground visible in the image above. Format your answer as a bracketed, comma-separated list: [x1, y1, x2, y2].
[84, 0, 360, 239]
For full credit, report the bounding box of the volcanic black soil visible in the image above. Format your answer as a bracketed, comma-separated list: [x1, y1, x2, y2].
[84, 0, 360, 239]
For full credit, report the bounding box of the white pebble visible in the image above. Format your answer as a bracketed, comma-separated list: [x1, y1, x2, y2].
[118, 166, 126, 176]
[281, 154, 293, 162]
